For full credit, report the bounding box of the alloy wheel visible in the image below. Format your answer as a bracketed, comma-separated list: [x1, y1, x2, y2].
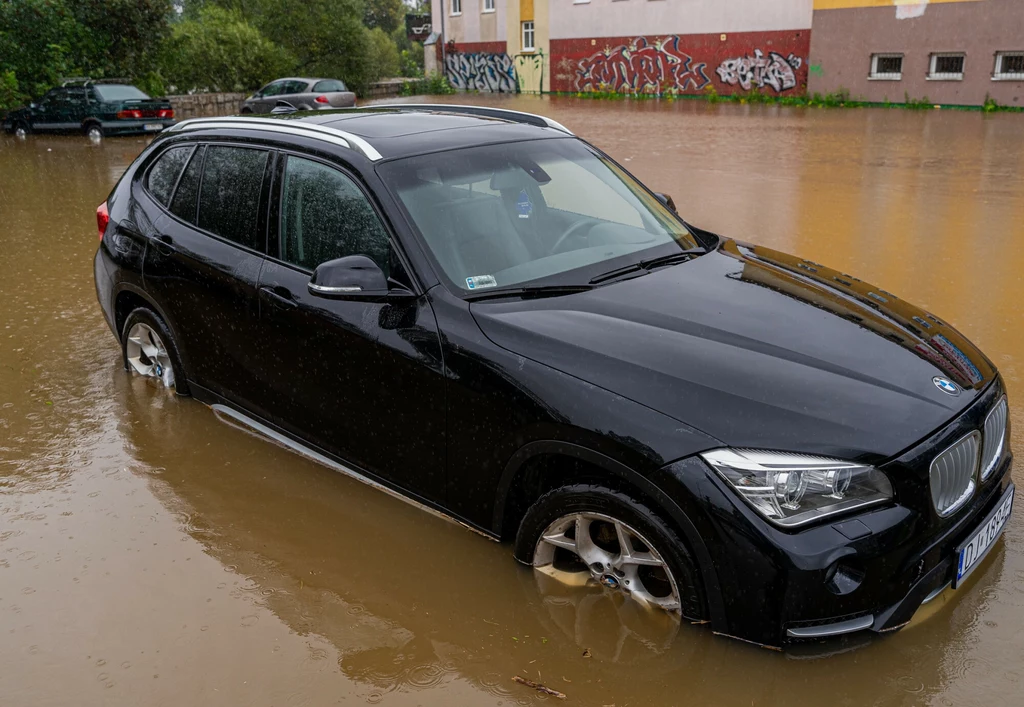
[87, 126, 102, 140]
[14, 125, 27, 139]
[532, 512, 681, 612]
[126, 322, 175, 389]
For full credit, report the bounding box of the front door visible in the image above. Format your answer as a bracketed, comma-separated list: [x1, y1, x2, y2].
[143, 144, 274, 417]
[255, 153, 447, 503]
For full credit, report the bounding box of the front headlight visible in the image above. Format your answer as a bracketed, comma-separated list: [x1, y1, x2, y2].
[701, 449, 893, 528]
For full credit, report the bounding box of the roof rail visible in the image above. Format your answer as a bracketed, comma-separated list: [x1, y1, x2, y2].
[166, 116, 383, 161]
[60, 77, 134, 87]
[59, 77, 92, 87]
[376, 104, 573, 135]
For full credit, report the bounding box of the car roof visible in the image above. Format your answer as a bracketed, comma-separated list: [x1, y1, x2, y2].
[166, 106, 574, 162]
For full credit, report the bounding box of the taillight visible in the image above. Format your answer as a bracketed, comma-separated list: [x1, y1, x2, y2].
[97, 201, 109, 241]
[158, 109, 174, 119]
[117, 109, 143, 119]
[314, 95, 330, 104]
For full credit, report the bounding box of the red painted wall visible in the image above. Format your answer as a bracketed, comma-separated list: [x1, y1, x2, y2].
[450, 41, 507, 55]
[550, 30, 810, 95]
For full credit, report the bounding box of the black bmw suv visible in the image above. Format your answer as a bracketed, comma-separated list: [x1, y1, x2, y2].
[93, 106, 1013, 647]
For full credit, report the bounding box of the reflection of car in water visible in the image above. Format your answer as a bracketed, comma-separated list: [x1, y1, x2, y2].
[239, 77, 356, 114]
[3, 79, 175, 139]
[93, 105, 1012, 648]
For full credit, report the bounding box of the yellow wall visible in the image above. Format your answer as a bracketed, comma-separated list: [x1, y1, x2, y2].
[508, 0, 549, 92]
[814, 0, 983, 8]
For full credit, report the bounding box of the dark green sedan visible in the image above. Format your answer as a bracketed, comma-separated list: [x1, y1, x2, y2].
[3, 82, 176, 139]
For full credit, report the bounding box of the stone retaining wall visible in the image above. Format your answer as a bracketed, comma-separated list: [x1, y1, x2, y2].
[167, 92, 248, 119]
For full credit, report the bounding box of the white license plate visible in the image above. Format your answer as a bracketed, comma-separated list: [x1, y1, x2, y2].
[954, 484, 1014, 588]
[144, 123, 163, 131]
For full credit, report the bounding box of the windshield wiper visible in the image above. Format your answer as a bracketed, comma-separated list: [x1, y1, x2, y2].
[465, 284, 595, 302]
[588, 247, 707, 285]
[639, 247, 707, 270]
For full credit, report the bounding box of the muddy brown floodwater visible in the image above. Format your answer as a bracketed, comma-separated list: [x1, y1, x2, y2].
[2, 96, 1024, 707]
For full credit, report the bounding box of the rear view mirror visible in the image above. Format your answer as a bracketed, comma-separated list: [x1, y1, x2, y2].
[271, 100, 297, 114]
[655, 193, 677, 212]
[308, 255, 388, 298]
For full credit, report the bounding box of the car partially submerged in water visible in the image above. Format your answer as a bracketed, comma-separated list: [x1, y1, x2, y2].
[4, 80, 175, 139]
[93, 106, 1013, 647]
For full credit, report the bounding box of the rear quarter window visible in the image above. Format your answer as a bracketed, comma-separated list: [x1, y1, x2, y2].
[170, 145, 205, 223]
[146, 146, 195, 207]
[312, 80, 347, 92]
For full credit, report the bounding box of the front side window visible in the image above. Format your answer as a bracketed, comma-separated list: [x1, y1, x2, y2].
[522, 21, 535, 51]
[147, 146, 194, 207]
[279, 156, 390, 273]
[929, 53, 965, 80]
[870, 53, 903, 81]
[261, 81, 287, 97]
[378, 139, 700, 292]
[197, 146, 269, 250]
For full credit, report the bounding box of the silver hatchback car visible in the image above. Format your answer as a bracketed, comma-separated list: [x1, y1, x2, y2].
[240, 77, 356, 114]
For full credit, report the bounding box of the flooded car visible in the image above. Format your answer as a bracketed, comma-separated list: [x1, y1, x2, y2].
[92, 107, 1012, 648]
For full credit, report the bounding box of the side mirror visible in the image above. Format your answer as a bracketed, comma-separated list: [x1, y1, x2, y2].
[655, 193, 677, 212]
[308, 255, 388, 299]
[29, 102, 37, 109]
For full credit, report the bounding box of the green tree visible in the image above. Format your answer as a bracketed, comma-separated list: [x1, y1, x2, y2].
[0, 0, 84, 103]
[161, 6, 295, 92]
[364, 0, 404, 34]
[72, 0, 173, 79]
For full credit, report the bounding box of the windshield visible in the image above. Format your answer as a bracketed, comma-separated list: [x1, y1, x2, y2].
[94, 85, 150, 102]
[377, 139, 700, 292]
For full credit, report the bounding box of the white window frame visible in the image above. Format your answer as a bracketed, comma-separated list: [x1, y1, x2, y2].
[993, 51, 1024, 81]
[869, 53, 903, 81]
[928, 52, 965, 81]
[522, 21, 535, 52]
[482, 0, 495, 12]
[450, 0, 461, 16]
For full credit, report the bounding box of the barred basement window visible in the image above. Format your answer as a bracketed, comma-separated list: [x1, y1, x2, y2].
[929, 53, 965, 80]
[994, 52, 1024, 80]
[870, 54, 903, 81]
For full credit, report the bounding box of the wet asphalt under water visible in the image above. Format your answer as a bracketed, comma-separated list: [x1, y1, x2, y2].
[2, 95, 1024, 706]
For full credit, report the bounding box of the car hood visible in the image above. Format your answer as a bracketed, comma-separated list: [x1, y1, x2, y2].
[471, 239, 997, 462]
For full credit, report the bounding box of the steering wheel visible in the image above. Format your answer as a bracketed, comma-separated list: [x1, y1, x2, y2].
[549, 218, 600, 255]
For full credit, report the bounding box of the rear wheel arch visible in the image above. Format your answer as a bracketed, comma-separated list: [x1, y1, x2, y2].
[114, 286, 193, 384]
[495, 440, 725, 624]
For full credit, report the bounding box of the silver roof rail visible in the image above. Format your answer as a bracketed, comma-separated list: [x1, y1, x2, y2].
[371, 104, 574, 135]
[166, 116, 383, 161]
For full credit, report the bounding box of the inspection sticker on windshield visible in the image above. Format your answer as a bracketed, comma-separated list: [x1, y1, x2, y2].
[954, 484, 1013, 588]
[466, 275, 497, 290]
[516, 190, 533, 219]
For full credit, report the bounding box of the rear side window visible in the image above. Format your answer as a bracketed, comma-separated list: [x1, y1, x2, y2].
[312, 79, 347, 92]
[285, 80, 310, 94]
[279, 155, 390, 273]
[170, 145, 205, 223]
[147, 146, 194, 207]
[197, 146, 269, 251]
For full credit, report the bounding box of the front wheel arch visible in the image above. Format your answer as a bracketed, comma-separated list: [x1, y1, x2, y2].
[495, 441, 726, 628]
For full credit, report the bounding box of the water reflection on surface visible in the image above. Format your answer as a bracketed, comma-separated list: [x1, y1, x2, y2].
[2, 98, 1023, 706]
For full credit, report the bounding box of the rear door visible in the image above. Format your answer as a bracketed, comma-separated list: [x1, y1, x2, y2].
[282, 80, 313, 108]
[143, 143, 275, 416]
[31, 90, 66, 131]
[253, 152, 447, 502]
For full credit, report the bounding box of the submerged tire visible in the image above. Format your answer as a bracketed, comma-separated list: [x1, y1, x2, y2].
[515, 484, 705, 621]
[121, 307, 189, 396]
[84, 122, 103, 140]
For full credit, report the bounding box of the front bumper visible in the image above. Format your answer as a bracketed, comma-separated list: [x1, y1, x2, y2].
[656, 380, 1012, 647]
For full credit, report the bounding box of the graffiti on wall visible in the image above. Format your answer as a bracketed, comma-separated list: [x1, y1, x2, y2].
[514, 51, 545, 94]
[445, 53, 517, 92]
[575, 37, 710, 93]
[716, 50, 804, 93]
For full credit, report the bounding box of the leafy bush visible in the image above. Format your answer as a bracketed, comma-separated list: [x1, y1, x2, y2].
[366, 27, 400, 82]
[161, 7, 295, 93]
[0, 70, 21, 112]
[401, 72, 456, 96]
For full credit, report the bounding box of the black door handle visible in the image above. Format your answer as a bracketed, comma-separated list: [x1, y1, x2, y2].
[154, 234, 175, 256]
[259, 286, 298, 310]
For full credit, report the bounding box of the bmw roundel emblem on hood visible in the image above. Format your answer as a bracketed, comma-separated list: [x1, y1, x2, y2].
[933, 377, 961, 396]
